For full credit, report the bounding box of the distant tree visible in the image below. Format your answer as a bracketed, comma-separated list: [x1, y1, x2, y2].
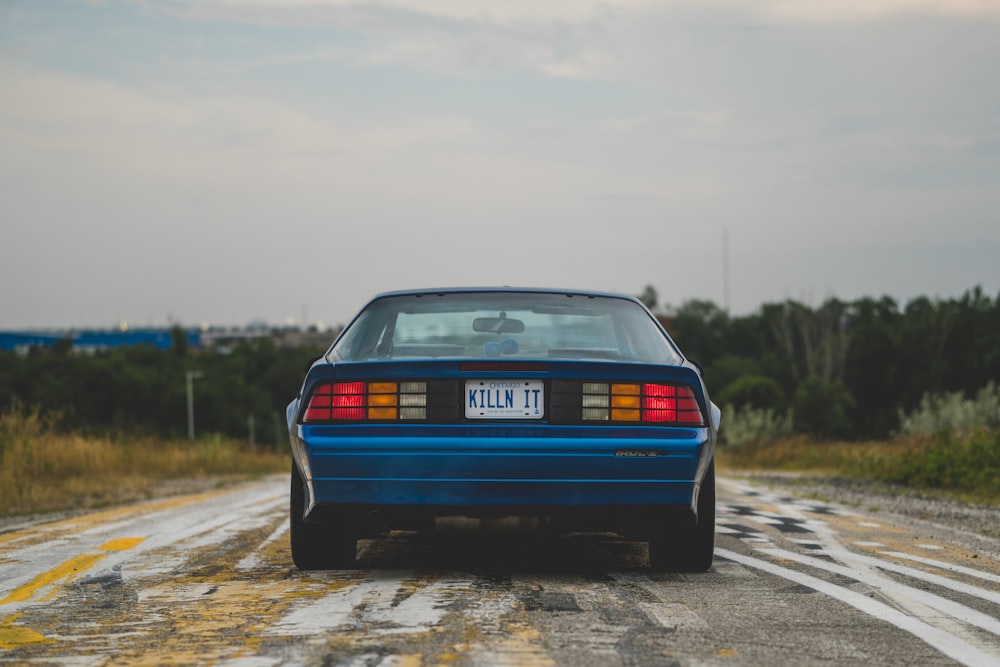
[793, 377, 855, 439]
[705, 355, 764, 395]
[52, 337, 74, 357]
[761, 298, 849, 384]
[170, 325, 189, 357]
[717, 375, 786, 412]
[637, 285, 659, 311]
[843, 296, 903, 437]
[666, 299, 730, 363]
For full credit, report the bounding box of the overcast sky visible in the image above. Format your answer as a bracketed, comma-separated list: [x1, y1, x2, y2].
[2, 0, 998, 330]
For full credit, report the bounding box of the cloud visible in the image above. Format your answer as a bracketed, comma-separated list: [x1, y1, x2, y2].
[2, 1, 997, 327]
[0, 62, 495, 189]
[756, 0, 1000, 22]
[150, 0, 1000, 25]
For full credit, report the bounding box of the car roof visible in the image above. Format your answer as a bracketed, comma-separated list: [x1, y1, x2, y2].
[371, 287, 643, 302]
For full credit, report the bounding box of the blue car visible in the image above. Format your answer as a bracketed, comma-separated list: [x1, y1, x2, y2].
[287, 288, 720, 571]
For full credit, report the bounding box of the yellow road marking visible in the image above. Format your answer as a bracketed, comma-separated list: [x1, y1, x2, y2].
[0, 536, 147, 652]
[0, 613, 52, 650]
[101, 537, 145, 552]
[0, 553, 107, 606]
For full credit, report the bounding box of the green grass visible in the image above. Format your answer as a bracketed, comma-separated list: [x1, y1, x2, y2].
[0, 410, 288, 517]
[719, 430, 1000, 505]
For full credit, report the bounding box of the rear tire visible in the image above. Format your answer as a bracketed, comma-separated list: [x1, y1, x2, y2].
[648, 459, 715, 572]
[290, 463, 358, 570]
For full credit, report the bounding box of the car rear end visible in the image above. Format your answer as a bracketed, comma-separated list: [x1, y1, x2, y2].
[287, 289, 720, 571]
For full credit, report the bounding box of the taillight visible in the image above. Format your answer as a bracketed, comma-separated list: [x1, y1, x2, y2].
[582, 382, 705, 425]
[302, 381, 428, 422]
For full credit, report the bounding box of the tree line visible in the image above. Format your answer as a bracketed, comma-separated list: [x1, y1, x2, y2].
[1, 285, 997, 444]
[646, 285, 999, 439]
[0, 334, 326, 446]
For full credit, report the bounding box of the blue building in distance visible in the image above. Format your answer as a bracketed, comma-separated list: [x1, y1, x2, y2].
[0, 328, 201, 353]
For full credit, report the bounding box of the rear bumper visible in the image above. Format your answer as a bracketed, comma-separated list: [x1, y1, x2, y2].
[291, 423, 715, 526]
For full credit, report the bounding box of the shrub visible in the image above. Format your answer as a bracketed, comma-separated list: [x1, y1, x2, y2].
[716, 375, 787, 411]
[705, 355, 764, 394]
[719, 404, 793, 450]
[793, 377, 856, 438]
[881, 430, 1000, 497]
[897, 382, 1000, 436]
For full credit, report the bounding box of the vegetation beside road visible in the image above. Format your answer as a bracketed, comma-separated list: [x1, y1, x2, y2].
[0, 336, 325, 445]
[0, 410, 286, 518]
[719, 383, 1000, 504]
[719, 430, 1000, 505]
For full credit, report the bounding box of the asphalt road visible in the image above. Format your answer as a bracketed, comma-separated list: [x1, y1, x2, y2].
[2, 475, 999, 666]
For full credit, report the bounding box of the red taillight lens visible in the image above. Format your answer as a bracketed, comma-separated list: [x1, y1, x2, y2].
[643, 384, 676, 397]
[331, 382, 365, 419]
[674, 385, 705, 425]
[304, 382, 366, 421]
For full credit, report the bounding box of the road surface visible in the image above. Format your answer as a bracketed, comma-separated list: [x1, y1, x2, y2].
[2, 474, 999, 666]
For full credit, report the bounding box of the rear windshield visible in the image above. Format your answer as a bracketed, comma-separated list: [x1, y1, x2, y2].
[330, 292, 683, 365]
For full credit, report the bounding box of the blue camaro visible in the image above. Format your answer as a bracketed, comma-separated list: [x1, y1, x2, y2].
[287, 288, 721, 571]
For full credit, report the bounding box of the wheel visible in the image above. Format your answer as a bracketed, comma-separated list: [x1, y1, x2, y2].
[290, 463, 358, 570]
[648, 459, 715, 572]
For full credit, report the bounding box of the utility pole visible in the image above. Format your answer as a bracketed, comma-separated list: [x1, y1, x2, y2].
[186, 370, 204, 440]
[723, 228, 731, 314]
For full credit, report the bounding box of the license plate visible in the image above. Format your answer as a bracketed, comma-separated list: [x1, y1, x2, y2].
[465, 379, 544, 419]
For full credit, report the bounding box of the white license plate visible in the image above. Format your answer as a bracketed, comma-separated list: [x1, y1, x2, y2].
[465, 379, 544, 419]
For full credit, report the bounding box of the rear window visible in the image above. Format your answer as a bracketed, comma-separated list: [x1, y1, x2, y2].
[330, 292, 683, 365]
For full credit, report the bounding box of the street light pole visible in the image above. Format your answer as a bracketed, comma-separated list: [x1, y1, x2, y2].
[186, 370, 204, 440]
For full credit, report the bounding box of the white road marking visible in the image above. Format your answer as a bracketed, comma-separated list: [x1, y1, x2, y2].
[760, 547, 1000, 637]
[360, 573, 467, 635]
[0, 480, 287, 603]
[236, 518, 290, 571]
[717, 548, 999, 667]
[266, 576, 388, 636]
[879, 551, 1000, 585]
[748, 516, 784, 526]
[266, 570, 466, 637]
[818, 548, 1000, 607]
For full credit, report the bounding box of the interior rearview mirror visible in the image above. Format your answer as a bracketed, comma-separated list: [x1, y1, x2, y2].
[473, 317, 525, 334]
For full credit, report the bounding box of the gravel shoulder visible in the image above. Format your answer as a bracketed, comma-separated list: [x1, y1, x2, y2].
[733, 471, 1000, 562]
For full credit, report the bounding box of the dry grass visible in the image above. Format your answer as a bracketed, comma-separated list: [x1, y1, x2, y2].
[718, 435, 901, 474]
[718, 432, 1000, 505]
[0, 411, 287, 517]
